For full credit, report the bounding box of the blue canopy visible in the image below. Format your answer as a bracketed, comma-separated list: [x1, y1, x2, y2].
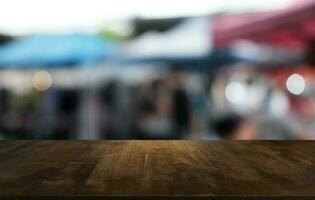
[0, 33, 115, 68]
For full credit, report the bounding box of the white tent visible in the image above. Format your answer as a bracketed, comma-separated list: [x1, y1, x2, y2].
[123, 17, 212, 60]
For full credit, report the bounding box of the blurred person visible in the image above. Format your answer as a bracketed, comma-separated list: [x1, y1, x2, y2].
[100, 80, 135, 139]
[167, 68, 191, 138]
[53, 89, 80, 139]
[100, 80, 119, 139]
[138, 81, 174, 139]
[212, 114, 257, 140]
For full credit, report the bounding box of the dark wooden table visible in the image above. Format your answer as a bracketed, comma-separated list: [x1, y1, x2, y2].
[0, 141, 315, 199]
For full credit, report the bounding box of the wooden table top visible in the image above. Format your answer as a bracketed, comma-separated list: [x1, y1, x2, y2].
[0, 141, 315, 199]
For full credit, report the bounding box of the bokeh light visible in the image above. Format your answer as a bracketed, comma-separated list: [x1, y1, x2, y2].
[32, 70, 53, 92]
[286, 74, 305, 95]
[225, 81, 246, 104]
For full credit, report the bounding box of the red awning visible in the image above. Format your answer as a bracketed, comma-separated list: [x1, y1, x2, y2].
[214, 0, 315, 49]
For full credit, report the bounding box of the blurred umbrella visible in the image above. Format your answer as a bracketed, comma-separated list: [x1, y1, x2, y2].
[122, 17, 215, 69]
[0, 33, 116, 68]
[214, 0, 315, 49]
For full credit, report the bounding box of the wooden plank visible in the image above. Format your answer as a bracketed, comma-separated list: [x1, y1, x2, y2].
[0, 141, 314, 199]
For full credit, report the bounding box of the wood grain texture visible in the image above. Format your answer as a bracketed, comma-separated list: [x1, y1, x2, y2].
[0, 141, 315, 199]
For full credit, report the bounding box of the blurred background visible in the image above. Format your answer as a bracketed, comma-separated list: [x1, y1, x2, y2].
[0, 0, 315, 140]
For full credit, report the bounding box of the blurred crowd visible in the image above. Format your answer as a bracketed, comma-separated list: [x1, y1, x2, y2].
[0, 65, 313, 140]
